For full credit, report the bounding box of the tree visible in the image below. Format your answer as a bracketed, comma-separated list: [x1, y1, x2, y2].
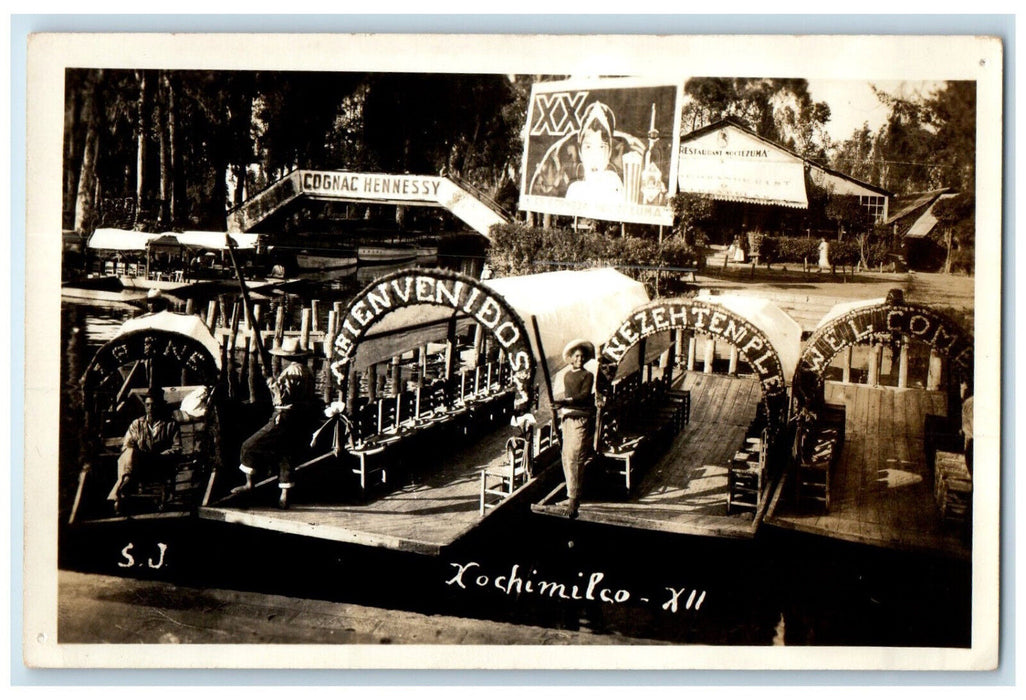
[933, 193, 975, 274]
[670, 192, 713, 248]
[681, 78, 832, 158]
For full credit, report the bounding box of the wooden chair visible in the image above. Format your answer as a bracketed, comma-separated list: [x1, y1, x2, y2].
[479, 436, 531, 515]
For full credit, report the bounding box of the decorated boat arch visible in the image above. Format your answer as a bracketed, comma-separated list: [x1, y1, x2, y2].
[597, 293, 802, 426]
[329, 268, 538, 412]
[794, 289, 974, 392]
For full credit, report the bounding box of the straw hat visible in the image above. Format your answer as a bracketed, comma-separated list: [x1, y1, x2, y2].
[270, 336, 310, 358]
[562, 338, 595, 363]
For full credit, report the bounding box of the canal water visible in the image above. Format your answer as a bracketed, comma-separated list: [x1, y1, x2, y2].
[56, 268, 972, 648]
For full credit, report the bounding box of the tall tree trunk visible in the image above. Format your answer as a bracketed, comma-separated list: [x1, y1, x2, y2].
[134, 70, 151, 229]
[63, 88, 81, 230]
[943, 228, 953, 274]
[74, 70, 103, 233]
[165, 72, 179, 228]
[156, 72, 171, 228]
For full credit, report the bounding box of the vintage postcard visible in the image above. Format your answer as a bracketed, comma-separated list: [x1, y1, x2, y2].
[23, 33, 1002, 670]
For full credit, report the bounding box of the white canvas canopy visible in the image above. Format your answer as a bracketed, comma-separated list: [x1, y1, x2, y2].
[485, 268, 651, 378]
[814, 297, 887, 332]
[117, 310, 223, 370]
[177, 231, 260, 250]
[87, 228, 161, 251]
[88, 228, 258, 252]
[695, 291, 803, 382]
[351, 268, 651, 386]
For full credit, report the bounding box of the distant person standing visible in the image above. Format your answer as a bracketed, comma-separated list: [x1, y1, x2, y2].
[732, 235, 746, 263]
[818, 237, 831, 271]
[554, 339, 597, 519]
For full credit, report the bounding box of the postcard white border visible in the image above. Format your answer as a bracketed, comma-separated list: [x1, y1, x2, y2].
[23, 32, 1003, 671]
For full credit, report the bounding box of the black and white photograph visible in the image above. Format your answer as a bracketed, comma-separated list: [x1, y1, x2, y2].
[22, 32, 1002, 670]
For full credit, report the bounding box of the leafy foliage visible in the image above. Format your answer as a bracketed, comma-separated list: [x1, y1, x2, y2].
[487, 222, 701, 293]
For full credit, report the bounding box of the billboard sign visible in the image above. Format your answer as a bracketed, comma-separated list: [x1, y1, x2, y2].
[519, 78, 682, 226]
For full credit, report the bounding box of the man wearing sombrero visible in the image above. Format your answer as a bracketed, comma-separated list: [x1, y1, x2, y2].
[554, 338, 597, 518]
[233, 336, 318, 509]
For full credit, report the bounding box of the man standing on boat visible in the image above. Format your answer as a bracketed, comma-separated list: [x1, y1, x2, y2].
[233, 337, 318, 509]
[108, 388, 181, 514]
[554, 339, 597, 519]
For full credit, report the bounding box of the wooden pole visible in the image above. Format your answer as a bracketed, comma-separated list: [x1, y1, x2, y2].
[898, 339, 909, 389]
[728, 345, 739, 376]
[311, 299, 320, 334]
[205, 300, 218, 331]
[273, 302, 285, 352]
[703, 336, 715, 374]
[687, 334, 697, 371]
[868, 343, 881, 386]
[299, 307, 312, 351]
[224, 234, 269, 377]
[927, 349, 943, 391]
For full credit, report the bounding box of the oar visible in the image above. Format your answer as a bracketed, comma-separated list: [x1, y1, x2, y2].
[224, 233, 270, 379]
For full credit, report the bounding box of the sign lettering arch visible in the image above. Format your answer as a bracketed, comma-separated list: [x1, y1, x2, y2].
[330, 269, 536, 409]
[795, 296, 974, 395]
[598, 299, 790, 426]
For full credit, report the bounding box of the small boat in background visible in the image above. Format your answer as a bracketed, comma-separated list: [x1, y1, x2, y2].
[357, 244, 417, 266]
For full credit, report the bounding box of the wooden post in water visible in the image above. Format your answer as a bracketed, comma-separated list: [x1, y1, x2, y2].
[299, 308, 312, 351]
[703, 336, 715, 374]
[927, 349, 943, 391]
[842, 347, 853, 384]
[205, 300, 218, 331]
[273, 302, 285, 352]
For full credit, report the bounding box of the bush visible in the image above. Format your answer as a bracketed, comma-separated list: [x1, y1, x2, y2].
[487, 222, 702, 290]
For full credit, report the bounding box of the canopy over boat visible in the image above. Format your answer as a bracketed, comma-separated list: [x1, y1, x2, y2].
[695, 291, 803, 382]
[347, 267, 651, 383]
[88, 228, 259, 252]
[117, 310, 223, 370]
[485, 268, 652, 380]
[814, 297, 887, 331]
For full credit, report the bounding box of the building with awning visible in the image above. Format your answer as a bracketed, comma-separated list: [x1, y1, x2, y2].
[677, 118, 891, 244]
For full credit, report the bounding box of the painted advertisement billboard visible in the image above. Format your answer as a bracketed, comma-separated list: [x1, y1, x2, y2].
[519, 78, 682, 227]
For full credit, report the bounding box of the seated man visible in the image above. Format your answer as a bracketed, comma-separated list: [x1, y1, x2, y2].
[108, 388, 182, 514]
[233, 338, 320, 509]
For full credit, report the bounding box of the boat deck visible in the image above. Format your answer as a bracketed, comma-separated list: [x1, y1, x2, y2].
[765, 382, 970, 560]
[534, 372, 766, 539]
[200, 424, 552, 556]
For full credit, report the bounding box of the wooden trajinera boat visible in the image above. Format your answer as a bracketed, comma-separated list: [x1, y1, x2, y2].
[67, 267, 653, 555]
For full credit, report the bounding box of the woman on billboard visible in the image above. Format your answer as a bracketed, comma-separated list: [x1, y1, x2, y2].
[565, 102, 625, 203]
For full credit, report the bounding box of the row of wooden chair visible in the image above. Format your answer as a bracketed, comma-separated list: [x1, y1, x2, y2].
[598, 374, 691, 492]
[479, 421, 558, 514]
[726, 423, 769, 515]
[350, 360, 510, 445]
[792, 403, 846, 512]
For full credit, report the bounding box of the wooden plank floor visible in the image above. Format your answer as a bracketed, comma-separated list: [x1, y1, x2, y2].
[200, 424, 540, 556]
[535, 372, 765, 539]
[765, 381, 970, 560]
